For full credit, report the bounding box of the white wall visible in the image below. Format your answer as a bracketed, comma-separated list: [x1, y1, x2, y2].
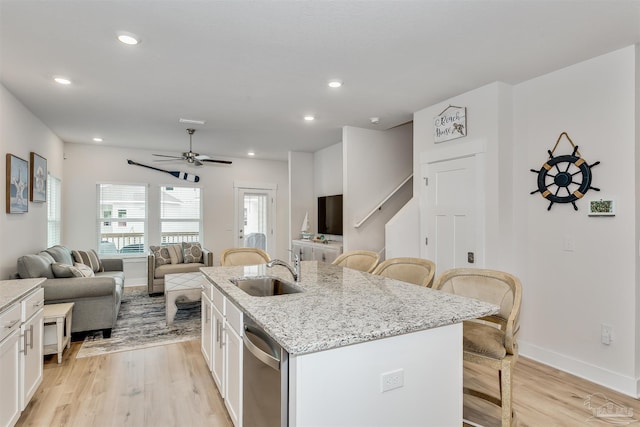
[313, 142, 343, 239]
[385, 197, 419, 259]
[635, 44, 640, 398]
[289, 151, 314, 250]
[0, 84, 64, 279]
[513, 46, 638, 396]
[62, 143, 289, 271]
[414, 47, 638, 396]
[415, 82, 515, 271]
[343, 124, 413, 253]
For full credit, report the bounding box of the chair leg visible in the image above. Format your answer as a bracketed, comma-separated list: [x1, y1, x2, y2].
[500, 360, 513, 427]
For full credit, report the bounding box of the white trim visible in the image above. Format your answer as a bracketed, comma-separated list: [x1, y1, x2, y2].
[234, 180, 277, 190]
[420, 138, 487, 164]
[519, 340, 639, 398]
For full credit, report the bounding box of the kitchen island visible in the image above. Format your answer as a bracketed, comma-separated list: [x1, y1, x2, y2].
[201, 261, 497, 427]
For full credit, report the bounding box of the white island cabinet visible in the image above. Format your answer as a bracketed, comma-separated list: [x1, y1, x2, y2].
[201, 278, 242, 427]
[291, 239, 342, 263]
[201, 262, 497, 427]
[0, 278, 45, 427]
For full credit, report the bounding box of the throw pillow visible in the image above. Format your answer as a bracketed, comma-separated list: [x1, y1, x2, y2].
[51, 262, 83, 278]
[182, 242, 203, 264]
[166, 244, 184, 264]
[71, 249, 102, 273]
[150, 245, 172, 267]
[89, 249, 105, 272]
[73, 262, 95, 277]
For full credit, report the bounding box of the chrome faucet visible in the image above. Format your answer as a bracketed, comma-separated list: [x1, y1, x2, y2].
[266, 253, 300, 282]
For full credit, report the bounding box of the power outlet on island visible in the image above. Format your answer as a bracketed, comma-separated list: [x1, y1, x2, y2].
[381, 369, 404, 393]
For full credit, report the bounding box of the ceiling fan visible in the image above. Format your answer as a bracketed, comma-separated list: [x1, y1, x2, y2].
[153, 128, 232, 166]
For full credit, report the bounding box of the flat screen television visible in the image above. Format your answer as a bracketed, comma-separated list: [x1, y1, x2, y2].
[318, 194, 343, 236]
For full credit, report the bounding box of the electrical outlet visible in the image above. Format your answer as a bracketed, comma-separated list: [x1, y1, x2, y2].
[381, 369, 404, 393]
[601, 324, 613, 345]
[563, 236, 575, 252]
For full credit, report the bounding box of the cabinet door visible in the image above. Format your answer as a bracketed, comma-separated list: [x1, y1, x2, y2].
[201, 293, 213, 371]
[291, 242, 304, 261]
[0, 329, 20, 427]
[211, 305, 225, 396]
[301, 245, 313, 262]
[20, 309, 43, 411]
[225, 325, 242, 427]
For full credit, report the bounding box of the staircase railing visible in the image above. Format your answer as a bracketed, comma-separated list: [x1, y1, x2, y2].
[354, 174, 413, 229]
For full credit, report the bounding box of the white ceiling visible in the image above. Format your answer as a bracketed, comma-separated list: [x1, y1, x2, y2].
[1, 1, 639, 161]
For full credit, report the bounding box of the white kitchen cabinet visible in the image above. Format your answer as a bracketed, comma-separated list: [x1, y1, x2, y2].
[200, 291, 213, 370]
[208, 283, 243, 426]
[20, 287, 44, 411]
[0, 304, 21, 427]
[0, 280, 44, 427]
[224, 323, 242, 427]
[211, 304, 225, 395]
[291, 239, 342, 263]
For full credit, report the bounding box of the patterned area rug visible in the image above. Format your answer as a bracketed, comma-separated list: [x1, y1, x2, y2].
[76, 285, 200, 358]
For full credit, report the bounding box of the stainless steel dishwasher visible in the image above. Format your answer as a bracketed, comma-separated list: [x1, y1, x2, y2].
[243, 316, 289, 427]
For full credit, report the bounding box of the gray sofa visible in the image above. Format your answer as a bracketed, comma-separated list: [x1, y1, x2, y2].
[148, 243, 213, 295]
[16, 245, 124, 337]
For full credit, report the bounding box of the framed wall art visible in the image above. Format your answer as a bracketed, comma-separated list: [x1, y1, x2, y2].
[588, 199, 615, 216]
[30, 152, 47, 202]
[6, 153, 29, 213]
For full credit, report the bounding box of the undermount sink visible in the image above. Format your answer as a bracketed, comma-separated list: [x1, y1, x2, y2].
[230, 276, 302, 297]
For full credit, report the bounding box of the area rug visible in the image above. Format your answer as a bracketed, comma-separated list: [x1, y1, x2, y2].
[76, 285, 201, 358]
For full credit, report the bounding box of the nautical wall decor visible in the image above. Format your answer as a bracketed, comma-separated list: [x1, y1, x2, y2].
[434, 105, 466, 143]
[530, 132, 600, 211]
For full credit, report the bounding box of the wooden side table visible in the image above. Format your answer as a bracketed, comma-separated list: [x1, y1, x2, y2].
[43, 302, 74, 363]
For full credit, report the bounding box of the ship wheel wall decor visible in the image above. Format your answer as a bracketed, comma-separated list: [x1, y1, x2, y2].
[530, 132, 600, 211]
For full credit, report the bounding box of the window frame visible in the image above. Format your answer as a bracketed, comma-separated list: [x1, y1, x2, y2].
[47, 173, 62, 247]
[96, 182, 148, 257]
[159, 185, 203, 245]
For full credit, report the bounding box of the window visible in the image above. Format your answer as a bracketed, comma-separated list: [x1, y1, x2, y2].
[160, 186, 202, 244]
[97, 184, 147, 255]
[47, 174, 61, 247]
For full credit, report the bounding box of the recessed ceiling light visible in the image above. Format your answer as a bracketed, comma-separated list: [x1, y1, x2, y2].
[117, 33, 140, 45]
[93, 137, 103, 142]
[247, 151, 255, 156]
[304, 115, 315, 121]
[53, 77, 71, 85]
[328, 80, 342, 88]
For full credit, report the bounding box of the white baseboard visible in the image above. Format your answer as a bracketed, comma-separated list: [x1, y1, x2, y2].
[519, 340, 639, 399]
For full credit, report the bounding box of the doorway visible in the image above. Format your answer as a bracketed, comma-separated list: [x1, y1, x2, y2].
[420, 143, 485, 274]
[234, 183, 276, 255]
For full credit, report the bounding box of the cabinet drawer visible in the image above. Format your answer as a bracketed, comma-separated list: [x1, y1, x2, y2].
[225, 299, 243, 336]
[211, 284, 225, 314]
[0, 304, 21, 342]
[21, 288, 44, 322]
[202, 278, 213, 299]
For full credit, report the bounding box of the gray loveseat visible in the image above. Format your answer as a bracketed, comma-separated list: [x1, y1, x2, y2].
[147, 242, 213, 295]
[16, 245, 124, 337]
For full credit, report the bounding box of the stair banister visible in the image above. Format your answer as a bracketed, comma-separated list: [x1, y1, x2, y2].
[353, 174, 413, 229]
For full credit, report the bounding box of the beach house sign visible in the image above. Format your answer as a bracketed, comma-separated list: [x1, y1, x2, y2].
[434, 105, 466, 143]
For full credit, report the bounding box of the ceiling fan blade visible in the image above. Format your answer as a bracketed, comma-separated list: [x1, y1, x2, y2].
[201, 158, 233, 165]
[153, 154, 184, 159]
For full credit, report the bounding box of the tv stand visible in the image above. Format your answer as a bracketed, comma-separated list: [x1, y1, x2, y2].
[292, 239, 343, 263]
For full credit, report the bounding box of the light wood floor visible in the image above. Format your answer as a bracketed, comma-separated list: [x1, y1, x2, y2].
[16, 340, 639, 427]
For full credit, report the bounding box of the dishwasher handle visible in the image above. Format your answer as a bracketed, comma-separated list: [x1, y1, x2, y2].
[243, 328, 280, 372]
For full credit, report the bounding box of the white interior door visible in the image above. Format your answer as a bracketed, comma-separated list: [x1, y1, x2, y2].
[422, 155, 482, 274]
[235, 186, 275, 255]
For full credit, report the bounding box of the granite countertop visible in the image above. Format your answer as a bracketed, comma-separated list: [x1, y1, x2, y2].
[0, 278, 46, 312]
[201, 261, 498, 356]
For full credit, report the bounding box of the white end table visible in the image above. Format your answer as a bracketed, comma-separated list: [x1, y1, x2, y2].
[164, 272, 203, 325]
[43, 302, 74, 363]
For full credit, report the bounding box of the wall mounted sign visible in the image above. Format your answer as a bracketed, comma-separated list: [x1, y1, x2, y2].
[529, 132, 600, 211]
[434, 105, 466, 143]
